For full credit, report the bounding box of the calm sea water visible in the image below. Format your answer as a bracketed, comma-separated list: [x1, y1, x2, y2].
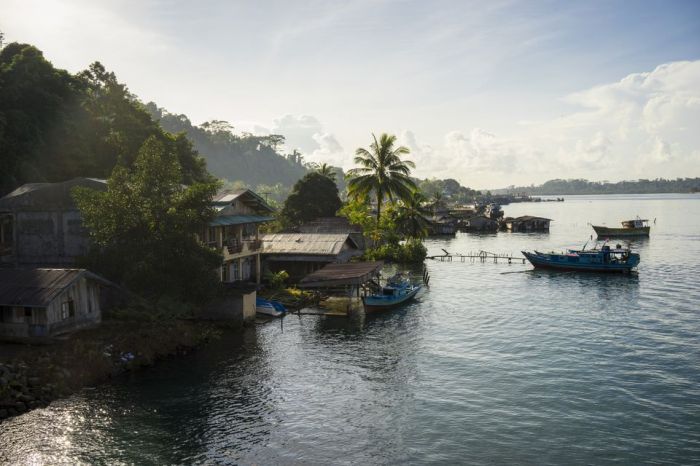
[2, 194, 700, 465]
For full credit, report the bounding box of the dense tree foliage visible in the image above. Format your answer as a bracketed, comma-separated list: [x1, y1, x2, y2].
[0, 43, 209, 195]
[394, 190, 432, 239]
[348, 133, 417, 221]
[417, 178, 480, 204]
[500, 178, 700, 195]
[279, 172, 342, 228]
[73, 137, 222, 304]
[145, 103, 309, 188]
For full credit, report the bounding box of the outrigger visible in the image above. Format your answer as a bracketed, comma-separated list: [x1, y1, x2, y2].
[522, 241, 640, 273]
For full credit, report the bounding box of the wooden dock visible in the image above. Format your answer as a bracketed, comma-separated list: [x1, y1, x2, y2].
[427, 249, 527, 264]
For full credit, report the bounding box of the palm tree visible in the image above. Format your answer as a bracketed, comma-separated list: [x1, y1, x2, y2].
[395, 190, 432, 239]
[430, 191, 444, 215]
[347, 133, 416, 222]
[316, 163, 336, 181]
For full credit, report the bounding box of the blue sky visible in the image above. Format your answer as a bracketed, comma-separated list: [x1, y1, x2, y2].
[3, 0, 699, 187]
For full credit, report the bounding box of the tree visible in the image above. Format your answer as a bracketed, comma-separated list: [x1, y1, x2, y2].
[347, 133, 416, 222]
[395, 190, 432, 239]
[316, 163, 337, 181]
[280, 172, 342, 228]
[73, 136, 222, 304]
[0, 44, 210, 195]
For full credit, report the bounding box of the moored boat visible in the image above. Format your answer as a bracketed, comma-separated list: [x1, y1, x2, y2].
[522, 243, 640, 273]
[256, 298, 287, 317]
[362, 274, 422, 312]
[592, 217, 650, 237]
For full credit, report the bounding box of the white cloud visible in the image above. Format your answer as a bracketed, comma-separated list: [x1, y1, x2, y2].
[308, 133, 346, 167]
[272, 114, 324, 153]
[396, 60, 700, 187]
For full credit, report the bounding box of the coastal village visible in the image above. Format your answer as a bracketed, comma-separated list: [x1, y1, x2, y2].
[0, 164, 560, 420]
[0, 176, 554, 340]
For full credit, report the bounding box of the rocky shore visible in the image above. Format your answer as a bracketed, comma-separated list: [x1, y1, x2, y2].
[0, 318, 224, 422]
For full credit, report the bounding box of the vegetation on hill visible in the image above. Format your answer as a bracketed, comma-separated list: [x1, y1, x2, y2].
[145, 104, 309, 188]
[0, 43, 208, 195]
[499, 178, 700, 195]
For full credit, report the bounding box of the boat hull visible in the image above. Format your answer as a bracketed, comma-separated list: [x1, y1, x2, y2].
[522, 251, 637, 273]
[362, 286, 421, 312]
[592, 225, 650, 237]
[256, 298, 287, 317]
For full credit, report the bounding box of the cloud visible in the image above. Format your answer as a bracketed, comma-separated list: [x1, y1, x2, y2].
[400, 60, 700, 186]
[270, 114, 346, 167]
[308, 133, 346, 167]
[272, 114, 324, 153]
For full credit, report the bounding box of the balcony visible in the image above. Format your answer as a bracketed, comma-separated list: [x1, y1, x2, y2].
[224, 238, 262, 257]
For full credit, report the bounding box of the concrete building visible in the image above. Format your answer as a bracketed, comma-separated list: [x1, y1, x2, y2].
[0, 178, 106, 267]
[0, 268, 107, 341]
[201, 189, 274, 284]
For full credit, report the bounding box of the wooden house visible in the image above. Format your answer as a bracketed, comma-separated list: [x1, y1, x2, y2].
[261, 233, 362, 282]
[463, 216, 499, 232]
[201, 189, 275, 283]
[0, 268, 107, 341]
[503, 216, 552, 232]
[0, 178, 106, 267]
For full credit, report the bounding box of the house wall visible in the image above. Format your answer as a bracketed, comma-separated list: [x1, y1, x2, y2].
[13, 210, 89, 265]
[198, 290, 256, 323]
[45, 277, 102, 336]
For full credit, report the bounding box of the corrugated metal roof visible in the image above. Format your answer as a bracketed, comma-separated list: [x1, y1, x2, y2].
[0, 268, 89, 307]
[298, 261, 383, 287]
[0, 178, 107, 211]
[209, 215, 274, 226]
[511, 216, 552, 222]
[212, 189, 274, 213]
[261, 233, 357, 256]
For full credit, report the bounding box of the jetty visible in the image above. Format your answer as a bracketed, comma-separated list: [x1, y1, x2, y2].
[427, 249, 526, 264]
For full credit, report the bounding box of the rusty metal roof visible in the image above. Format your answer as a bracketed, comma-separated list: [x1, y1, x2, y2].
[0, 268, 106, 307]
[298, 261, 383, 288]
[212, 189, 274, 213]
[0, 178, 107, 211]
[261, 233, 358, 256]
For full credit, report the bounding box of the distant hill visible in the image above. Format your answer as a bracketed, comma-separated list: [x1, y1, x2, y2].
[495, 178, 700, 195]
[145, 103, 308, 187]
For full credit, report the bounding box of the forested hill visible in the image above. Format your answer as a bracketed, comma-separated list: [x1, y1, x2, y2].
[0, 41, 308, 197]
[0, 42, 210, 196]
[496, 178, 700, 195]
[145, 104, 308, 187]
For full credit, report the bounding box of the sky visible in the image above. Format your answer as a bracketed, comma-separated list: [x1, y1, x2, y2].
[2, 0, 700, 188]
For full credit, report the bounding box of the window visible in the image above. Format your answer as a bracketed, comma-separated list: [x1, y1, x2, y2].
[61, 298, 75, 320]
[24, 307, 32, 318]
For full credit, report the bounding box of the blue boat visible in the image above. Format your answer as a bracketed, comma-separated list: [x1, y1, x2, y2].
[522, 243, 640, 273]
[256, 298, 287, 317]
[362, 275, 422, 312]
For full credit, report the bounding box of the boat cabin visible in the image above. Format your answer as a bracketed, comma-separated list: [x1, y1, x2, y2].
[621, 219, 649, 228]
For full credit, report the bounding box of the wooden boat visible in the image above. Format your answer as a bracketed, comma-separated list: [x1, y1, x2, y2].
[522, 243, 640, 273]
[592, 218, 650, 237]
[362, 275, 422, 312]
[256, 298, 287, 317]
